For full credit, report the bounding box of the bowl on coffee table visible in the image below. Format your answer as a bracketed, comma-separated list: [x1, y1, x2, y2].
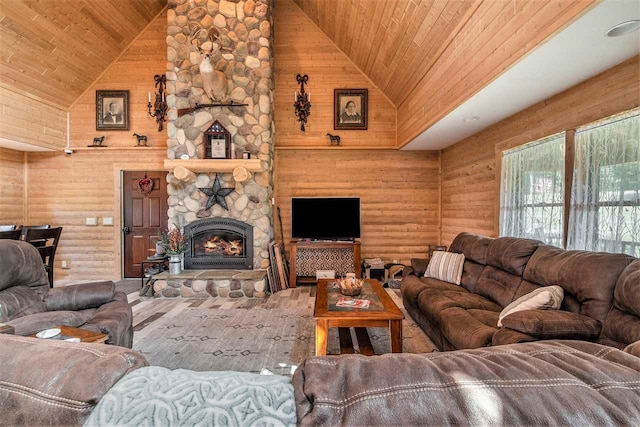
[336, 278, 364, 296]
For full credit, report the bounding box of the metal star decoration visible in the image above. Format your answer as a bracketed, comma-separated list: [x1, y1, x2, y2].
[198, 174, 234, 210]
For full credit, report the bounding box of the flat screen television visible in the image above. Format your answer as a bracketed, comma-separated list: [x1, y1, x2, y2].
[291, 197, 360, 240]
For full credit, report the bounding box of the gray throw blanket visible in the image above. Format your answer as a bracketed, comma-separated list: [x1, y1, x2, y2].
[85, 367, 296, 426]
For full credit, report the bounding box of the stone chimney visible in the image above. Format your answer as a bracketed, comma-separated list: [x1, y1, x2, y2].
[165, 0, 275, 270]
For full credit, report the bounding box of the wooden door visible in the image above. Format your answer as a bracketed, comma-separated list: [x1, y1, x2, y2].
[123, 171, 168, 278]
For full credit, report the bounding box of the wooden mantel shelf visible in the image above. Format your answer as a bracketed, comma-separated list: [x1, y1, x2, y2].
[163, 158, 262, 173]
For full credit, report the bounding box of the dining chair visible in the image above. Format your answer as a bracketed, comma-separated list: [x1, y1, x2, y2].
[21, 225, 51, 247]
[0, 230, 22, 240]
[24, 227, 62, 288]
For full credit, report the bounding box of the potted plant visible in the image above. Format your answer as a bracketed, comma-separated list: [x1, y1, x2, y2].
[158, 228, 189, 275]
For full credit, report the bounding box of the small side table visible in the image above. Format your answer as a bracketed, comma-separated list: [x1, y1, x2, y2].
[140, 256, 169, 296]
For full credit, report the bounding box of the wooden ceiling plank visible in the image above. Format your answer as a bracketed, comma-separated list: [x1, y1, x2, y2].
[0, 0, 165, 109]
[398, 0, 521, 113]
[354, 0, 383, 69]
[397, 0, 596, 146]
[390, 0, 482, 103]
[379, 0, 434, 91]
[364, 0, 399, 74]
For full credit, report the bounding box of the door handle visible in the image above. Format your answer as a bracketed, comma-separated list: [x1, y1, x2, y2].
[123, 226, 131, 234]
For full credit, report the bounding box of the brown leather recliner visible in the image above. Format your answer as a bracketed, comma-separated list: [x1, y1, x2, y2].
[0, 240, 134, 347]
[402, 232, 640, 351]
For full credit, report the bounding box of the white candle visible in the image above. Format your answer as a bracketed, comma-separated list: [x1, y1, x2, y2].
[308, 93, 310, 102]
[148, 92, 151, 102]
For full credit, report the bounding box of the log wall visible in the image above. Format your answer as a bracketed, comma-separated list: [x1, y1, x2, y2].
[24, 13, 168, 282]
[274, 0, 396, 149]
[440, 56, 640, 247]
[0, 147, 25, 226]
[275, 149, 441, 264]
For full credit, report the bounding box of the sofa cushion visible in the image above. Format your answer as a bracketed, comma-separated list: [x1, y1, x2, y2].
[475, 265, 523, 308]
[491, 327, 536, 346]
[459, 259, 486, 293]
[417, 288, 501, 325]
[485, 237, 541, 276]
[7, 309, 97, 336]
[449, 232, 493, 265]
[0, 334, 147, 426]
[613, 260, 640, 317]
[600, 308, 640, 349]
[467, 309, 499, 327]
[599, 260, 640, 348]
[424, 251, 465, 285]
[523, 246, 634, 322]
[500, 309, 602, 340]
[0, 240, 50, 292]
[0, 286, 47, 321]
[498, 285, 564, 327]
[294, 340, 640, 426]
[401, 275, 466, 308]
[438, 307, 497, 349]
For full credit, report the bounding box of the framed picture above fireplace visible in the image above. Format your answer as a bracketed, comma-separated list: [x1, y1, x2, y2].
[205, 120, 231, 159]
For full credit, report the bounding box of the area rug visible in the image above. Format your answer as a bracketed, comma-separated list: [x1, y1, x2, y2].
[133, 306, 435, 374]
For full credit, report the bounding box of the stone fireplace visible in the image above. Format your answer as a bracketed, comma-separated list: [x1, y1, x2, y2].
[158, 0, 275, 298]
[184, 218, 253, 270]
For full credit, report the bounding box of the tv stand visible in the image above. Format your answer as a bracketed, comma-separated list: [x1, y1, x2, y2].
[289, 240, 361, 287]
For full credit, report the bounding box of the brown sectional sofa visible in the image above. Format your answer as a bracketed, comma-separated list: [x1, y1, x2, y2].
[402, 233, 640, 351]
[0, 240, 134, 347]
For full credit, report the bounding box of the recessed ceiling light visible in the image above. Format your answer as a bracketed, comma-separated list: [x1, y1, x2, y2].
[606, 20, 640, 37]
[462, 116, 480, 122]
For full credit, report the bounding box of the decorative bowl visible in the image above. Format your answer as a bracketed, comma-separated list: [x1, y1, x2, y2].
[336, 278, 364, 296]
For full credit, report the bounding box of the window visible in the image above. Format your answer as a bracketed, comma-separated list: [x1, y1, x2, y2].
[499, 133, 565, 246]
[568, 111, 640, 257]
[499, 109, 639, 256]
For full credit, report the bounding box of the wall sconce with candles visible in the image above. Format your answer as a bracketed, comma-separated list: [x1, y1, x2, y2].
[293, 74, 311, 132]
[148, 74, 168, 131]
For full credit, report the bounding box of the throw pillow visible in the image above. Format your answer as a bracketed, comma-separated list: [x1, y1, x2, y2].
[424, 251, 465, 285]
[498, 285, 564, 327]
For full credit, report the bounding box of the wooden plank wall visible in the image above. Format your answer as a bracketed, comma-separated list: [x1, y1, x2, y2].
[0, 87, 67, 150]
[69, 13, 167, 148]
[25, 12, 168, 282]
[396, 0, 597, 147]
[440, 55, 640, 247]
[275, 149, 441, 264]
[0, 147, 25, 226]
[274, 0, 396, 148]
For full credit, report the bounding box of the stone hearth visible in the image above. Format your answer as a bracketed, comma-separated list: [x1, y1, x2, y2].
[153, 269, 267, 298]
[166, 0, 275, 271]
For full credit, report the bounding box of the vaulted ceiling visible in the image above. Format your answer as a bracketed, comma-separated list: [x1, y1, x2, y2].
[294, 0, 481, 107]
[294, 0, 599, 146]
[0, 0, 165, 109]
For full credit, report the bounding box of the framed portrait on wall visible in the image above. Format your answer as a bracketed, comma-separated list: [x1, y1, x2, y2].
[96, 90, 129, 130]
[334, 89, 368, 130]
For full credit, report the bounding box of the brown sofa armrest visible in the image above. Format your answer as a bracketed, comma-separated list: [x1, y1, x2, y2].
[624, 341, 640, 358]
[501, 309, 602, 340]
[44, 281, 116, 311]
[0, 334, 147, 426]
[409, 258, 429, 277]
[81, 299, 133, 348]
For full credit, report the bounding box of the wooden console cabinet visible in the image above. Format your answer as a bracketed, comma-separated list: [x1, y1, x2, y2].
[289, 240, 361, 287]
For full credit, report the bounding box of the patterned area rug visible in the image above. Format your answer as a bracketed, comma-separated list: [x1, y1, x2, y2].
[133, 303, 435, 374]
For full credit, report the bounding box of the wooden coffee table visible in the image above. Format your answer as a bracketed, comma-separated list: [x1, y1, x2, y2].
[314, 279, 404, 356]
[30, 325, 108, 344]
